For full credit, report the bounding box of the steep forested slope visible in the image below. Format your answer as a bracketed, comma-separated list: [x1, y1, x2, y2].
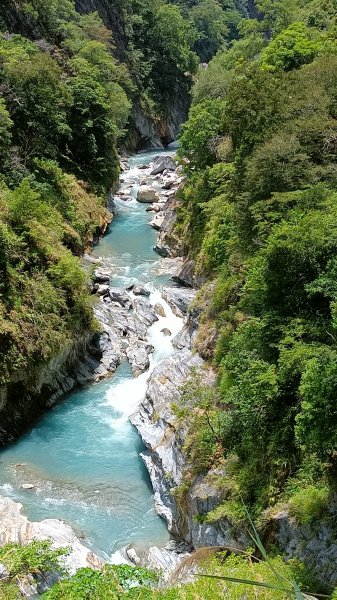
[0, 6, 131, 439]
[176, 0, 337, 535]
[0, 0, 252, 440]
[0, 0, 198, 438]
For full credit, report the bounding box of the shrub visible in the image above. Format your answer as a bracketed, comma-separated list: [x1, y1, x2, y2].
[288, 485, 329, 524]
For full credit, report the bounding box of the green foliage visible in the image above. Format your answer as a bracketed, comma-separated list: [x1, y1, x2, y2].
[40, 552, 309, 600]
[178, 99, 225, 171]
[190, 0, 230, 62]
[295, 350, 337, 458]
[42, 565, 158, 599]
[0, 99, 13, 170]
[260, 22, 322, 71]
[176, 0, 337, 546]
[0, 4, 132, 384]
[288, 485, 329, 524]
[122, 0, 198, 116]
[0, 537, 315, 599]
[0, 541, 66, 579]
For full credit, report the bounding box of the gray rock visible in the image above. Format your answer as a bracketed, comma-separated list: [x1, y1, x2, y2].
[154, 303, 166, 317]
[154, 196, 184, 258]
[126, 343, 154, 377]
[146, 205, 160, 213]
[93, 268, 110, 283]
[161, 328, 171, 337]
[120, 160, 130, 172]
[21, 483, 35, 490]
[131, 350, 204, 536]
[133, 285, 150, 297]
[161, 287, 196, 317]
[83, 253, 101, 265]
[124, 542, 191, 585]
[108, 288, 133, 309]
[172, 259, 201, 288]
[150, 214, 164, 231]
[150, 156, 176, 176]
[130, 349, 239, 550]
[0, 496, 103, 576]
[96, 284, 109, 296]
[162, 178, 175, 190]
[137, 186, 160, 203]
[133, 298, 159, 326]
[172, 325, 193, 350]
[272, 509, 337, 586]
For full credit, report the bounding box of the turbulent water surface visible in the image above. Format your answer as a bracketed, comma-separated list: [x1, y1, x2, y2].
[0, 150, 180, 559]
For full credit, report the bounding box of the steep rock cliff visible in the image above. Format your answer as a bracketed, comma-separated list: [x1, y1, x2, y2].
[0, 333, 102, 446]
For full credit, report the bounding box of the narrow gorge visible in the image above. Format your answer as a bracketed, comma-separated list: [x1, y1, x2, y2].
[0, 150, 193, 559]
[1, 1, 337, 598]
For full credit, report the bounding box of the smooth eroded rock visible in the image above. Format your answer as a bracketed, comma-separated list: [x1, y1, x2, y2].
[161, 287, 196, 318]
[0, 496, 103, 575]
[133, 285, 150, 297]
[137, 186, 160, 203]
[95, 284, 109, 296]
[133, 298, 159, 326]
[108, 288, 133, 309]
[150, 214, 164, 231]
[93, 268, 110, 284]
[154, 303, 166, 317]
[161, 328, 171, 337]
[126, 343, 154, 377]
[150, 156, 176, 176]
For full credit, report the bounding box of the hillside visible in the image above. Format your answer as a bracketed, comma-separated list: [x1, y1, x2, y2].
[1, 0, 337, 598]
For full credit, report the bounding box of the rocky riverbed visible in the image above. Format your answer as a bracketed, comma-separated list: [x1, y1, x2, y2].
[1, 149, 333, 594]
[0, 150, 209, 594]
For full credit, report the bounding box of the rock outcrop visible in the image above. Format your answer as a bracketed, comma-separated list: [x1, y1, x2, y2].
[131, 349, 251, 550]
[137, 186, 160, 203]
[0, 496, 103, 575]
[161, 287, 196, 318]
[150, 156, 176, 176]
[154, 195, 185, 258]
[0, 333, 104, 446]
[270, 509, 337, 586]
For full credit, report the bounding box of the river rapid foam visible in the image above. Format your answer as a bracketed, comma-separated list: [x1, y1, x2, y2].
[0, 149, 186, 560]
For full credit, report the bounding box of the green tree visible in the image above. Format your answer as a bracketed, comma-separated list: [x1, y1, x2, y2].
[0, 98, 13, 170]
[260, 22, 322, 71]
[295, 349, 337, 458]
[190, 0, 230, 62]
[178, 99, 225, 171]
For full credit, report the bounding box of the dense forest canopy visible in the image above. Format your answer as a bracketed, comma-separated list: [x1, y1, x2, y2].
[2, 0, 337, 596]
[0, 0, 251, 386]
[0, 0, 199, 383]
[177, 0, 337, 540]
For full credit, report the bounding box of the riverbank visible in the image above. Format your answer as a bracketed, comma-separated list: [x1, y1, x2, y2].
[0, 150, 203, 578]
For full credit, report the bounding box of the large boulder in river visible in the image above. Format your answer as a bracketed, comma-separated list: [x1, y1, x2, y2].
[108, 287, 133, 309]
[161, 287, 196, 318]
[93, 268, 110, 284]
[133, 298, 159, 326]
[126, 343, 154, 377]
[133, 285, 150, 297]
[150, 156, 176, 176]
[137, 186, 160, 203]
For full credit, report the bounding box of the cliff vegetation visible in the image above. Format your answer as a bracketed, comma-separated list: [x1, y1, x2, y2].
[176, 0, 337, 558]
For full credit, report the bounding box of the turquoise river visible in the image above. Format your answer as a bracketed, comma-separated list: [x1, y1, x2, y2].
[0, 150, 181, 561]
